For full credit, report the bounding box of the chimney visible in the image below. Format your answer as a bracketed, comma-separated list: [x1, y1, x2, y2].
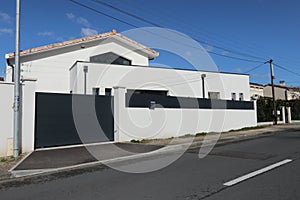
[0, 77, 4, 82]
[279, 80, 285, 86]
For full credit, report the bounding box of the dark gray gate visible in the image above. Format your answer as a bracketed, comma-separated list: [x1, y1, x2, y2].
[34, 93, 114, 149]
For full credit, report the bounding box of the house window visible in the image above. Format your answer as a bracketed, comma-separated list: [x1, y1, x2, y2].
[208, 92, 220, 99]
[92, 88, 100, 95]
[105, 88, 112, 96]
[231, 93, 236, 101]
[90, 52, 132, 65]
[239, 93, 244, 101]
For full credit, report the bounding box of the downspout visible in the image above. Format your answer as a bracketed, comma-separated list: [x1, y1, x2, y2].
[6, 58, 14, 82]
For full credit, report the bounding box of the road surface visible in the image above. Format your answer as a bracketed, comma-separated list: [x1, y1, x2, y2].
[0, 127, 299, 200]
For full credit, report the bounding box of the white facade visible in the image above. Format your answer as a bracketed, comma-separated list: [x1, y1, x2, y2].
[70, 62, 251, 101]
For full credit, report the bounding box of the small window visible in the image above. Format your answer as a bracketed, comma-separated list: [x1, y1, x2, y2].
[208, 92, 220, 99]
[105, 88, 112, 96]
[92, 88, 100, 95]
[90, 52, 132, 65]
[239, 93, 244, 101]
[231, 93, 236, 101]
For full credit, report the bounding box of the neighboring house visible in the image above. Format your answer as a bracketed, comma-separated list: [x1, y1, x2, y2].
[0, 30, 257, 156]
[250, 82, 264, 100]
[264, 81, 300, 100]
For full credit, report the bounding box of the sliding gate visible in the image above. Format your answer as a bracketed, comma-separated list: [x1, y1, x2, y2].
[34, 93, 114, 149]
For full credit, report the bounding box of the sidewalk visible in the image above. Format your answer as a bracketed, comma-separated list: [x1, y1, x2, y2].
[1, 123, 299, 181]
[139, 123, 300, 146]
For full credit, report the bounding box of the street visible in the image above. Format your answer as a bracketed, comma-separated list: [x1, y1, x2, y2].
[0, 127, 299, 200]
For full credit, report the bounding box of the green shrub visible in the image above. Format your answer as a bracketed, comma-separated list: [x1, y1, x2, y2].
[130, 139, 140, 143]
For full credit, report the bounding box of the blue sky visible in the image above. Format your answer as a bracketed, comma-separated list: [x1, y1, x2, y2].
[0, 0, 299, 86]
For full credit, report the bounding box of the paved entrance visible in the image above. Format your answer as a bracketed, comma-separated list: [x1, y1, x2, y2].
[13, 143, 163, 171]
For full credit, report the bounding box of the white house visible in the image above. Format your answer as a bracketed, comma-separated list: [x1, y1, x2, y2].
[0, 30, 257, 156]
[250, 82, 264, 100]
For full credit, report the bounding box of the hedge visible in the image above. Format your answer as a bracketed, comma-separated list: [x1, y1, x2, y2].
[256, 98, 300, 122]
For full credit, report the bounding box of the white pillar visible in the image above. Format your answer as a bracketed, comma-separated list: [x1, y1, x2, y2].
[22, 79, 37, 153]
[113, 86, 126, 142]
[253, 100, 258, 126]
[281, 106, 286, 124]
[287, 107, 292, 123]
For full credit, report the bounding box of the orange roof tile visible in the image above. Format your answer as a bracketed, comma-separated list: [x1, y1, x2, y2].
[7, 30, 159, 58]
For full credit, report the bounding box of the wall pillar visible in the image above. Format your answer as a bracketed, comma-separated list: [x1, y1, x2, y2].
[22, 79, 37, 153]
[287, 107, 292, 123]
[113, 86, 126, 142]
[253, 100, 258, 125]
[281, 106, 286, 123]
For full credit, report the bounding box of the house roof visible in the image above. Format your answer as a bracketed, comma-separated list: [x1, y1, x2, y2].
[250, 82, 264, 87]
[265, 84, 296, 90]
[6, 29, 159, 59]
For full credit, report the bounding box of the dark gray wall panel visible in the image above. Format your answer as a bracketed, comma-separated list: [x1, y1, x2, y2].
[126, 93, 254, 110]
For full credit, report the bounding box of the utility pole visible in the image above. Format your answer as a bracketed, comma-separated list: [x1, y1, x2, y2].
[269, 59, 278, 125]
[13, 0, 21, 158]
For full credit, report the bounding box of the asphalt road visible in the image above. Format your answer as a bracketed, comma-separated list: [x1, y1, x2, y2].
[0, 127, 299, 200]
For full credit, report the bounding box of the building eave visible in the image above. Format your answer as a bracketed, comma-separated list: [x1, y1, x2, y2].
[6, 30, 159, 61]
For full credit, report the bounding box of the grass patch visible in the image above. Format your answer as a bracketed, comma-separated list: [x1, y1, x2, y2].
[228, 126, 265, 133]
[130, 139, 141, 143]
[140, 139, 156, 143]
[195, 132, 207, 137]
[179, 134, 194, 138]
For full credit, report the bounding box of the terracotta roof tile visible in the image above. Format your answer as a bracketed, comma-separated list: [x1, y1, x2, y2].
[7, 30, 159, 58]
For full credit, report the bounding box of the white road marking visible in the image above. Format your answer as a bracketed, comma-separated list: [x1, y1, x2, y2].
[223, 159, 293, 187]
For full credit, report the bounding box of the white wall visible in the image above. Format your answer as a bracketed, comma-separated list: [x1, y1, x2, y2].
[0, 81, 36, 157]
[0, 83, 14, 156]
[6, 41, 149, 93]
[114, 87, 257, 142]
[21, 80, 36, 153]
[71, 62, 251, 101]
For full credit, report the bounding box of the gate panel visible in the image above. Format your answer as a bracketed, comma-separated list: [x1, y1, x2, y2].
[35, 93, 114, 148]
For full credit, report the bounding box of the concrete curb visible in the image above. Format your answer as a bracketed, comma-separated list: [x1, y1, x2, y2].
[0, 172, 12, 181]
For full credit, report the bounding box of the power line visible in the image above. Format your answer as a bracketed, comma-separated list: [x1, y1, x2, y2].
[208, 51, 263, 63]
[113, 0, 272, 61]
[70, 0, 265, 64]
[243, 62, 267, 74]
[92, 0, 266, 61]
[273, 63, 300, 77]
[69, 0, 138, 28]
